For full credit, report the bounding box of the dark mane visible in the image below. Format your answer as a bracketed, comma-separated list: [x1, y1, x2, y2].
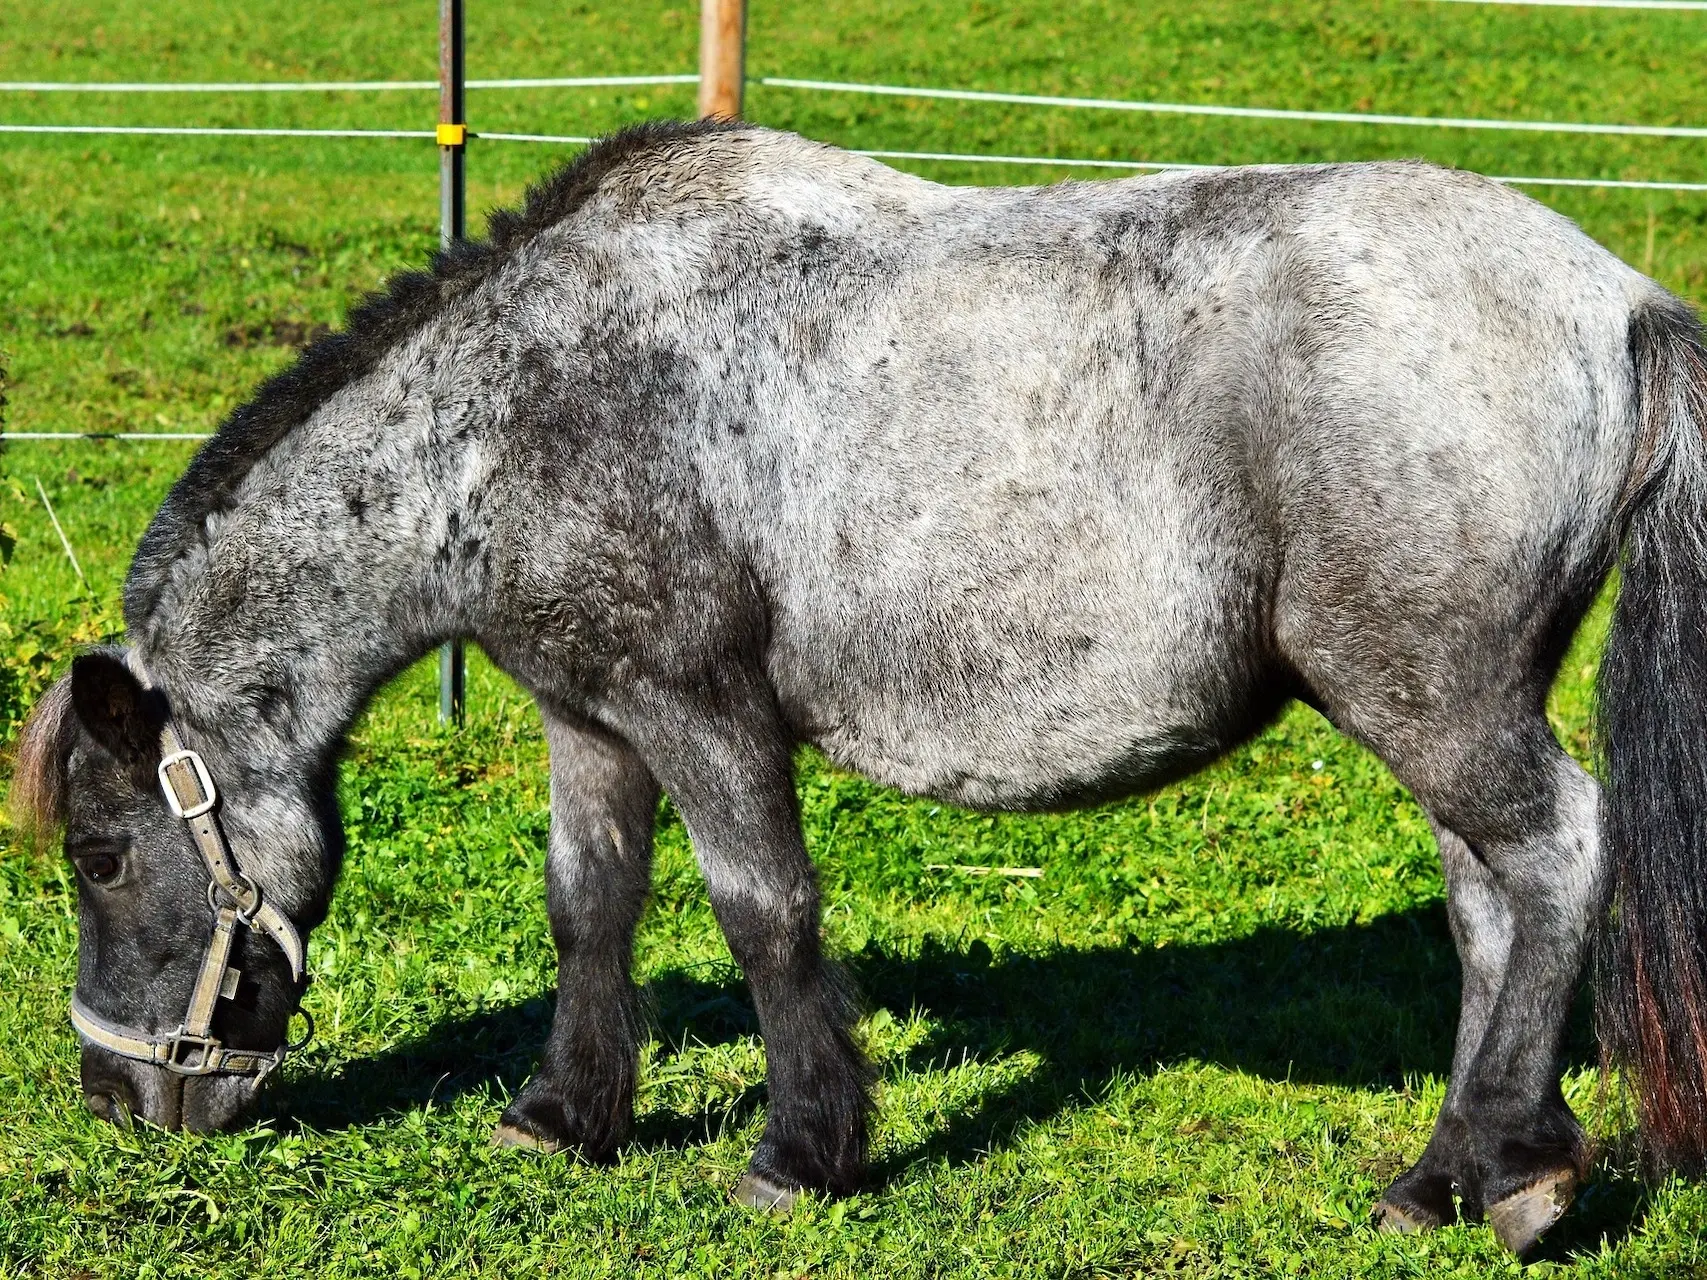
[124, 116, 741, 628]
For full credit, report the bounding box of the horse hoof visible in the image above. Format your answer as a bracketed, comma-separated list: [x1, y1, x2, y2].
[1372, 1199, 1442, 1234]
[733, 1172, 800, 1213]
[1487, 1170, 1576, 1256]
[490, 1122, 563, 1154]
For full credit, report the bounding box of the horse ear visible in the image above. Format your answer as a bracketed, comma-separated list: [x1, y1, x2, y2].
[70, 652, 160, 767]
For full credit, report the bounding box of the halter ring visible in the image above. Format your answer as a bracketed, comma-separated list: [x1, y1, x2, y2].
[205, 872, 263, 920]
[285, 1005, 316, 1053]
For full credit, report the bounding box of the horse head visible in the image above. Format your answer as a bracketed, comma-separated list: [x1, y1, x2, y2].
[13, 648, 330, 1132]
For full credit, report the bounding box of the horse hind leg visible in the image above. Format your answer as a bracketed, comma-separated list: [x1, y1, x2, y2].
[1374, 819, 1514, 1232]
[492, 712, 659, 1159]
[1369, 713, 1601, 1254]
[1456, 745, 1600, 1254]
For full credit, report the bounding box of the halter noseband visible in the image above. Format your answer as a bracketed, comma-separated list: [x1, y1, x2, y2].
[69, 716, 312, 1080]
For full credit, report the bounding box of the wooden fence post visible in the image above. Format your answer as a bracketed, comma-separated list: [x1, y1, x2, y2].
[698, 0, 746, 120]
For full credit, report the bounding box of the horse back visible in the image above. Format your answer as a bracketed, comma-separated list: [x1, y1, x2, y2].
[490, 134, 1651, 809]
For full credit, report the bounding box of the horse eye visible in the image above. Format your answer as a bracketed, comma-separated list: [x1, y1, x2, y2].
[76, 852, 122, 884]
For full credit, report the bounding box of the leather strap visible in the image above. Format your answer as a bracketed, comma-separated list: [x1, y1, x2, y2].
[183, 905, 240, 1039]
[70, 995, 286, 1077]
[157, 721, 305, 982]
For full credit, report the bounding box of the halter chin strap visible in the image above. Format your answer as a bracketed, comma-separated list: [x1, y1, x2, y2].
[69, 715, 311, 1080]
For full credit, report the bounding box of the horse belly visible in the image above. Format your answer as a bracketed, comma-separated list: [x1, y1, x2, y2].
[802, 666, 1248, 811]
[766, 530, 1272, 811]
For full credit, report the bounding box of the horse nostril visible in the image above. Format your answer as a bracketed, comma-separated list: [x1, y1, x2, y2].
[84, 1090, 135, 1130]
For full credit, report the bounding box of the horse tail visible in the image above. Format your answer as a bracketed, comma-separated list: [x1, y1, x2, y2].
[1596, 294, 1707, 1172]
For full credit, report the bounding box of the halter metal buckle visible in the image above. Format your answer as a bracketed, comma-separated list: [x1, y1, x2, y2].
[158, 749, 218, 819]
[165, 1030, 223, 1076]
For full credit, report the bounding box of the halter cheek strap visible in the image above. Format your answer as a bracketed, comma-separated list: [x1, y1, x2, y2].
[69, 718, 312, 1080]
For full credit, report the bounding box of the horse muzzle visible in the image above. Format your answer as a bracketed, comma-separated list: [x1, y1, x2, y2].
[80, 1042, 266, 1132]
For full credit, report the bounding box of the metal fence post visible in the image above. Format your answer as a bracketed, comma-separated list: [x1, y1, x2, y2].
[698, 0, 746, 120]
[438, 0, 467, 725]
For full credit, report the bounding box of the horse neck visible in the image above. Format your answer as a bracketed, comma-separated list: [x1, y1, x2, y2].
[130, 357, 491, 777]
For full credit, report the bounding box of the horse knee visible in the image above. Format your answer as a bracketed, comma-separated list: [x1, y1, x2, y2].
[1385, 718, 1602, 908]
[1456, 755, 1602, 944]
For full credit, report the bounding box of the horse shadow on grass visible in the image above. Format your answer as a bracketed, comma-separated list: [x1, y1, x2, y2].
[278, 904, 1647, 1256]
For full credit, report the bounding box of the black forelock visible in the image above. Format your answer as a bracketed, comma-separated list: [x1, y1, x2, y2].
[123, 116, 744, 629]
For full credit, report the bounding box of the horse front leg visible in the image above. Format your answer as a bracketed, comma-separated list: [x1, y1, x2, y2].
[492, 710, 658, 1160]
[625, 691, 871, 1207]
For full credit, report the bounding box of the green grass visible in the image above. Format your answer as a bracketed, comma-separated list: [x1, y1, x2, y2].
[4, 0, 1707, 1274]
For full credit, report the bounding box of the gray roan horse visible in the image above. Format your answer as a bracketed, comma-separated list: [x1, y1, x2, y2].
[13, 120, 1707, 1255]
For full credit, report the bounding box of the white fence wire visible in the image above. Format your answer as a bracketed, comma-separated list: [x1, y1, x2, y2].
[0, 75, 698, 92]
[4, 16, 1702, 442]
[5, 121, 1705, 197]
[759, 76, 1707, 139]
[0, 123, 435, 139]
[1429, 0, 1707, 9]
[9, 72, 1706, 139]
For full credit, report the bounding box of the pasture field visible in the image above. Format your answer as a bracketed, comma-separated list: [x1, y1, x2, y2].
[4, 0, 1707, 1274]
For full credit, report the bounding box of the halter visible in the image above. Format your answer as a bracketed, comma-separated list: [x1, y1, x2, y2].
[69, 716, 312, 1080]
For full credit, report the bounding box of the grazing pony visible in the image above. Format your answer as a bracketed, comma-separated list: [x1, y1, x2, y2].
[13, 121, 1707, 1255]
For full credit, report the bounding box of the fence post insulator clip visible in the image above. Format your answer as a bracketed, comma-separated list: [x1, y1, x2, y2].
[436, 123, 466, 146]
